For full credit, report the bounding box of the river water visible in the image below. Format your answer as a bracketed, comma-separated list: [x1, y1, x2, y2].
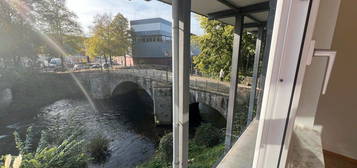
[0, 84, 226, 168]
[0, 90, 162, 168]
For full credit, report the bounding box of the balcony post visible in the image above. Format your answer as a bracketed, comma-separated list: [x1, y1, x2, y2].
[256, 0, 277, 118]
[224, 15, 244, 151]
[247, 26, 264, 125]
[172, 0, 191, 167]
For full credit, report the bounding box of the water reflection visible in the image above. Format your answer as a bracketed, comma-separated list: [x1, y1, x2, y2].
[0, 90, 159, 168]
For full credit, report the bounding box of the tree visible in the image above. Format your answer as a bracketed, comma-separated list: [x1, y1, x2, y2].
[63, 35, 86, 56]
[110, 13, 131, 66]
[0, 0, 41, 70]
[10, 126, 89, 168]
[0, 0, 84, 71]
[86, 14, 112, 65]
[84, 35, 104, 59]
[193, 16, 256, 80]
[85, 13, 131, 66]
[34, 0, 82, 69]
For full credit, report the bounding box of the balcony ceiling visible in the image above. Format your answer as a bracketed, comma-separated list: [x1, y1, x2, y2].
[159, 0, 269, 26]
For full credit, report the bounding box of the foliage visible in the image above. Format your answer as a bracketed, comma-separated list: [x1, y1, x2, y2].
[110, 13, 131, 57]
[137, 133, 173, 168]
[44, 113, 85, 146]
[62, 35, 86, 56]
[137, 158, 170, 168]
[85, 13, 131, 63]
[0, 154, 22, 168]
[157, 133, 173, 164]
[34, 0, 82, 36]
[188, 143, 224, 168]
[232, 103, 249, 141]
[87, 134, 110, 164]
[7, 125, 89, 168]
[139, 127, 225, 168]
[34, 0, 83, 66]
[0, 0, 41, 69]
[13, 127, 34, 155]
[0, 0, 84, 71]
[193, 16, 257, 80]
[0, 0, 84, 69]
[194, 123, 222, 147]
[138, 142, 225, 168]
[84, 35, 104, 59]
[85, 14, 110, 60]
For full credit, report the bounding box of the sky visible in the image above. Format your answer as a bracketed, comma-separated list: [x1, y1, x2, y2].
[66, 0, 204, 35]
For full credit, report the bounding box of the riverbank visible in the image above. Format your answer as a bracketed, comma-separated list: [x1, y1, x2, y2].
[138, 140, 225, 168]
[0, 70, 162, 167]
[0, 70, 85, 122]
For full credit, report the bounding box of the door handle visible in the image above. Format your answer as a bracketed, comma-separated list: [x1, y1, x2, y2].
[313, 49, 336, 95]
[306, 40, 336, 94]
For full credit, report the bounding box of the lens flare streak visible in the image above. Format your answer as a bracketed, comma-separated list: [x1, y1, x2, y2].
[6, 0, 98, 112]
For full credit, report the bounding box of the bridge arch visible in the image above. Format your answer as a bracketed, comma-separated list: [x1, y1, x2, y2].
[110, 80, 156, 136]
[79, 72, 235, 125]
[110, 77, 153, 98]
[189, 99, 227, 129]
[189, 90, 229, 118]
[111, 81, 150, 97]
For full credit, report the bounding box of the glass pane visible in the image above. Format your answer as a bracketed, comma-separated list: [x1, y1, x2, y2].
[219, 2, 277, 168]
[0, 1, 173, 168]
[0, 0, 277, 167]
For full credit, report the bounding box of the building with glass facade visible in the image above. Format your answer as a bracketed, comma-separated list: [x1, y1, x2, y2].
[130, 18, 172, 65]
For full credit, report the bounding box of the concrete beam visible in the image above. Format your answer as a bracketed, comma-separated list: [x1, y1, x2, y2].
[216, 0, 262, 23]
[247, 26, 263, 125]
[224, 15, 244, 152]
[172, 0, 191, 167]
[256, 0, 277, 118]
[208, 2, 269, 20]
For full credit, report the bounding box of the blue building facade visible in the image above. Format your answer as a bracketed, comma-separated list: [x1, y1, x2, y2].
[130, 18, 172, 65]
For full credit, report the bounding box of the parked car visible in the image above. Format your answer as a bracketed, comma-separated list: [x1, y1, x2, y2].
[73, 64, 84, 71]
[91, 64, 101, 69]
[102, 63, 110, 69]
[48, 58, 61, 68]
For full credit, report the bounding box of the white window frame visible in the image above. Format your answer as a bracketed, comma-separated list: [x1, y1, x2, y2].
[251, 0, 316, 167]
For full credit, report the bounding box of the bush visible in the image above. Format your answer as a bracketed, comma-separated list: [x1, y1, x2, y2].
[194, 123, 222, 147]
[158, 132, 173, 164]
[87, 134, 110, 164]
[188, 143, 225, 168]
[13, 127, 89, 168]
[138, 143, 225, 168]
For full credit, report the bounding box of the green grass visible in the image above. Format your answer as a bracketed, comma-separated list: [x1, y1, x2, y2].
[188, 143, 224, 168]
[137, 143, 224, 168]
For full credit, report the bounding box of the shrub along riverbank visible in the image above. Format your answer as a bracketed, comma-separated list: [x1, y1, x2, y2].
[0, 120, 111, 167]
[138, 124, 225, 168]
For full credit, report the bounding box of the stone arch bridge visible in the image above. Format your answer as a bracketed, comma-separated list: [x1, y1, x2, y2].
[74, 69, 250, 125]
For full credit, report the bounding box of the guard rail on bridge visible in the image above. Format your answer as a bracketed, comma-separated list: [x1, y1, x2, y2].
[109, 68, 250, 95]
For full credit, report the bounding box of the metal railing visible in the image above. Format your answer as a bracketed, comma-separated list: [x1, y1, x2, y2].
[113, 68, 230, 94]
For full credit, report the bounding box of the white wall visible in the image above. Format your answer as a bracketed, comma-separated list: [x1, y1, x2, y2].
[312, 0, 341, 49]
[295, 57, 328, 128]
[295, 0, 341, 128]
[132, 23, 161, 32]
[314, 0, 357, 159]
[296, 0, 357, 160]
[132, 23, 171, 33]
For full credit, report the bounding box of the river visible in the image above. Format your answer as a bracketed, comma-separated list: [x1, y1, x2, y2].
[0, 77, 226, 168]
[0, 90, 162, 168]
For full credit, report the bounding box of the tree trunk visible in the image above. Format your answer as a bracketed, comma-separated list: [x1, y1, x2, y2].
[124, 51, 127, 67]
[104, 54, 109, 72]
[109, 52, 113, 70]
[60, 55, 64, 71]
[104, 54, 108, 64]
